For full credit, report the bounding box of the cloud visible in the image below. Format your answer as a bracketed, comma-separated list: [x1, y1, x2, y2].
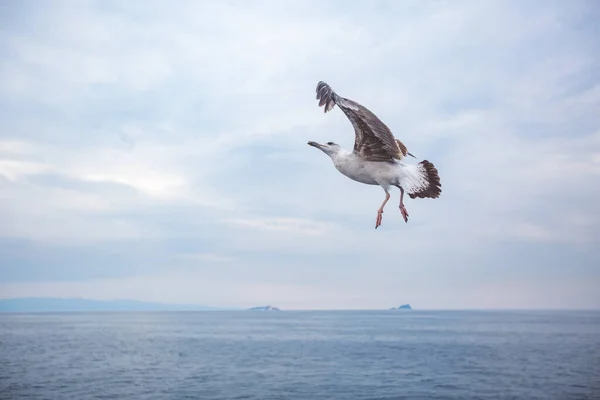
[224, 217, 337, 236]
[0, 0, 599, 308]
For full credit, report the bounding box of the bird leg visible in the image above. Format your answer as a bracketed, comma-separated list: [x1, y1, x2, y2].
[398, 186, 409, 223]
[375, 190, 391, 229]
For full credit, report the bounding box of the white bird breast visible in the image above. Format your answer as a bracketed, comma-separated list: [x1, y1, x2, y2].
[333, 153, 399, 186]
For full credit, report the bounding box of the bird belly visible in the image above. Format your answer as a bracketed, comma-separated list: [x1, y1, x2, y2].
[335, 160, 381, 185]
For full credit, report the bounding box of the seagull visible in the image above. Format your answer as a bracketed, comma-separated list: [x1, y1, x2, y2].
[308, 81, 441, 229]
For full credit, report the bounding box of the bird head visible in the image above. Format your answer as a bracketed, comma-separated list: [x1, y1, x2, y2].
[307, 141, 341, 157]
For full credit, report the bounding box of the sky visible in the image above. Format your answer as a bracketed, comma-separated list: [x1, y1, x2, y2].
[0, 0, 599, 310]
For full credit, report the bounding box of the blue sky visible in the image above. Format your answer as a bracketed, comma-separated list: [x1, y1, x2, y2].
[0, 0, 599, 309]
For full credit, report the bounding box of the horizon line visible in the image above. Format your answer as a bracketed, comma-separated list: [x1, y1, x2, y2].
[0, 297, 598, 312]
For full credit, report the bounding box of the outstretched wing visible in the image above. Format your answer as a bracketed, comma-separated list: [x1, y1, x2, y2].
[315, 81, 414, 162]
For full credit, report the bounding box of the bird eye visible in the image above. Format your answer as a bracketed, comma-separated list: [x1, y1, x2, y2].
[327, 142, 334, 145]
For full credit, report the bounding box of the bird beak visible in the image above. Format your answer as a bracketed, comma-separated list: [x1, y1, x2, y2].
[307, 141, 322, 149]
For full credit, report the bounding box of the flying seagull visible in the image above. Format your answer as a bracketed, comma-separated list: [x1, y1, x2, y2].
[308, 81, 441, 229]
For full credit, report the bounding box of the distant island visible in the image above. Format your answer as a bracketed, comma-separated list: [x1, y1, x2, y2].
[389, 304, 412, 310]
[0, 298, 229, 313]
[247, 305, 280, 311]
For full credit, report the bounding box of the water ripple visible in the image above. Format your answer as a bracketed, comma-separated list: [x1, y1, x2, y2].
[1, 310, 599, 399]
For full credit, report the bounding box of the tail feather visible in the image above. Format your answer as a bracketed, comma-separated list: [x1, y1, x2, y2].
[399, 160, 441, 200]
[409, 160, 441, 199]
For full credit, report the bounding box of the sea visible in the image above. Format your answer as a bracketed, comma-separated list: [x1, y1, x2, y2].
[1, 310, 599, 400]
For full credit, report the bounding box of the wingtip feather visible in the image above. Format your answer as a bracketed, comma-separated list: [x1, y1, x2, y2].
[315, 81, 337, 113]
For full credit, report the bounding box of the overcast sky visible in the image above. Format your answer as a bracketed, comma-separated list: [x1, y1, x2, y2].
[0, 0, 599, 310]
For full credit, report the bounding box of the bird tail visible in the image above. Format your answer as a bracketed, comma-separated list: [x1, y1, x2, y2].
[316, 81, 338, 113]
[400, 160, 442, 199]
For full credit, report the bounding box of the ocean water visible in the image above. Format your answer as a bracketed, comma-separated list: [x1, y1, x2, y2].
[1, 311, 599, 400]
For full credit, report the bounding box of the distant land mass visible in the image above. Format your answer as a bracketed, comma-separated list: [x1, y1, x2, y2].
[0, 298, 231, 313]
[389, 304, 412, 310]
[247, 305, 280, 311]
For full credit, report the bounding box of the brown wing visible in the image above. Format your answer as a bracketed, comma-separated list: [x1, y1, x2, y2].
[316, 81, 414, 161]
[395, 139, 415, 159]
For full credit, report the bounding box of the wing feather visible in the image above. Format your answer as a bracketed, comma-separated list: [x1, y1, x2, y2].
[315, 81, 413, 161]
